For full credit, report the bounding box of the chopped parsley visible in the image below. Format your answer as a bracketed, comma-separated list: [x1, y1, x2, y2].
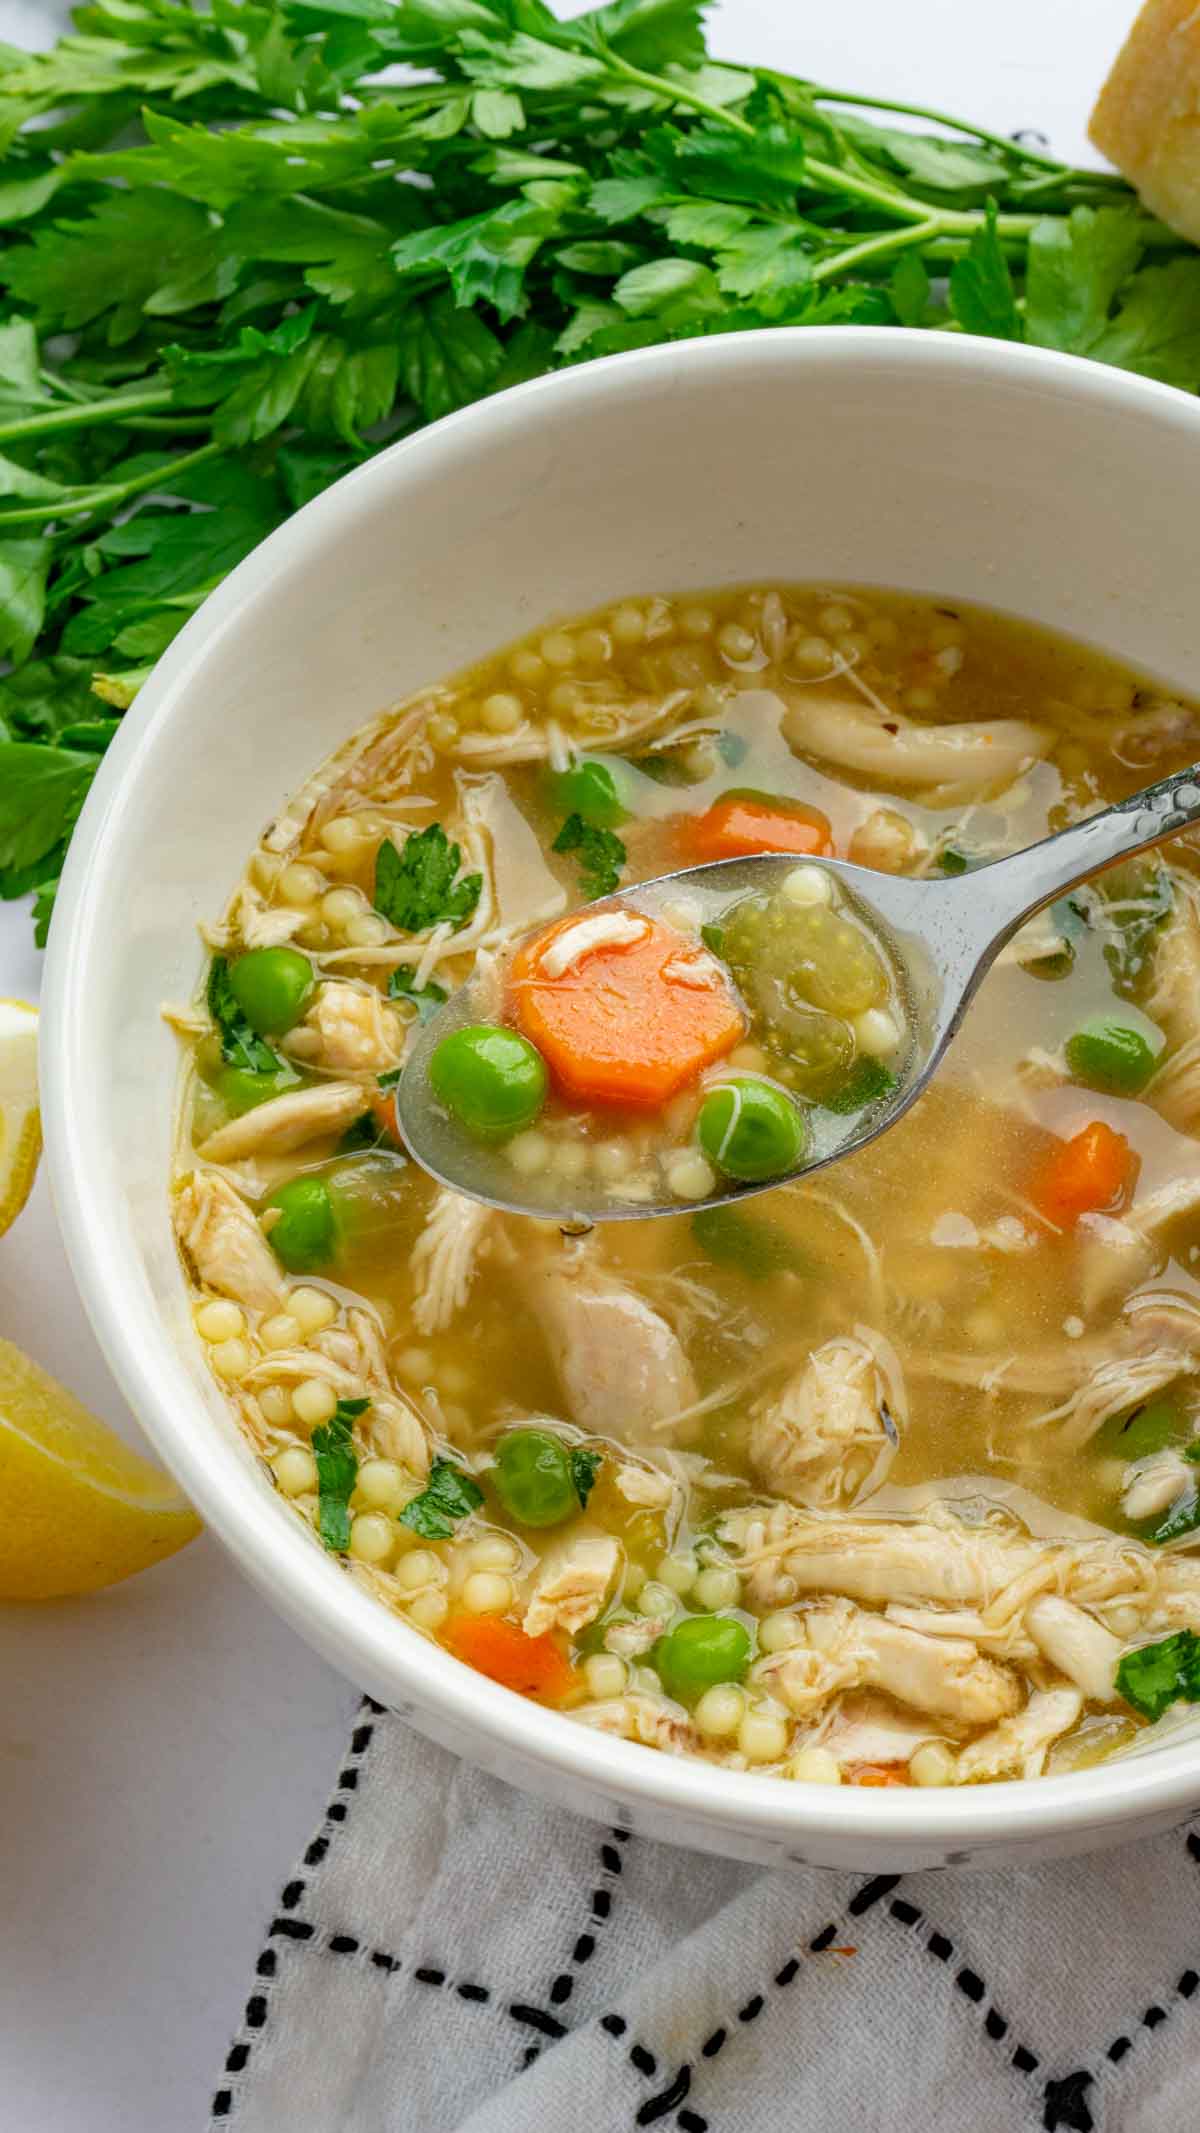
[1115, 1630, 1200, 1722]
[206, 954, 281, 1075]
[552, 813, 626, 900]
[399, 1456, 484, 1540]
[700, 922, 725, 955]
[937, 847, 970, 876]
[312, 1396, 369, 1554]
[389, 964, 449, 1021]
[820, 1058, 898, 1115]
[570, 1447, 602, 1510]
[373, 823, 482, 935]
[691, 1204, 810, 1280]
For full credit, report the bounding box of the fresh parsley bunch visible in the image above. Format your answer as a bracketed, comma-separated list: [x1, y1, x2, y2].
[1, 0, 1197, 944]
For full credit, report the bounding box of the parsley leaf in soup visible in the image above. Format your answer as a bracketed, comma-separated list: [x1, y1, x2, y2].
[373, 824, 483, 935]
[570, 1447, 602, 1509]
[312, 1397, 369, 1554]
[820, 1057, 897, 1116]
[389, 966, 450, 1021]
[206, 956, 282, 1075]
[1115, 1630, 1200, 1722]
[691, 1204, 810, 1279]
[552, 813, 626, 899]
[400, 1456, 485, 1540]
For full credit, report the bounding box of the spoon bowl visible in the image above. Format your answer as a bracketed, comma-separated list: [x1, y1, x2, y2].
[397, 759, 1200, 1221]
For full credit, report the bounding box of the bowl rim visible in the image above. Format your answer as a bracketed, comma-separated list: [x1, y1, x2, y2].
[42, 324, 1200, 1851]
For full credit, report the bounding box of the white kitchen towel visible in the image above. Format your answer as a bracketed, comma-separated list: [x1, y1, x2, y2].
[210, 1702, 1200, 2133]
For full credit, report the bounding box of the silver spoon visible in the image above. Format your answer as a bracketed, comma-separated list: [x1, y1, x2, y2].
[395, 762, 1200, 1222]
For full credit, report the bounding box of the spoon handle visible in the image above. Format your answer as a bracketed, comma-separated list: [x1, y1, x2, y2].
[972, 760, 1200, 942]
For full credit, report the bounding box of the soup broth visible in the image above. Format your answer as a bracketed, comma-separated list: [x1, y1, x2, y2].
[173, 583, 1200, 1786]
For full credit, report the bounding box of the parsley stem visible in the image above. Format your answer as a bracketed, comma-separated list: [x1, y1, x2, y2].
[0, 439, 221, 527]
[602, 52, 756, 137]
[799, 81, 1123, 181]
[814, 216, 941, 280]
[0, 386, 176, 444]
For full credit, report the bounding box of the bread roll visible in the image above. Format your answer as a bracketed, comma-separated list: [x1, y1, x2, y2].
[1090, 0, 1200, 243]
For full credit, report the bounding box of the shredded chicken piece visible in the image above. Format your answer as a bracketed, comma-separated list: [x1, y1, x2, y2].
[304, 982, 404, 1076]
[573, 1692, 701, 1755]
[531, 1253, 698, 1439]
[409, 1188, 494, 1337]
[808, 1694, 941, 1766]
[749, 1337, 900, 1510]
[246, 1337, 430, 1474]
[175, 1172, 285, 1314]
[954, 1688, 1084, 1783]
[721, 1505, 1161, 1633]
[448, 690, 693, 768]
[198, 1081, 366, 1164]
[762, 1597, 1020, 1724]
[457, 770, 566, 938]
[1120, 1449, 1193, 1524]
[523, 1534, 620, 1638]
[1144, 875, 1200, 1043]
[539, 910, 648, 978]
[1025, 1594, 1123, 1702]
[1028, 1348, 1198, 1451]
[780, 685, 1050, 801]
[614, 1462, 677, 1510]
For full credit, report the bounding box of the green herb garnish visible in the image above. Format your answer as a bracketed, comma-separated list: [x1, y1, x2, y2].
[389, 965, 450, 1021]
[700, 922, 725, 955]
[691, 1204, 810, 1279]
[2, 6, 1197, 945]
[373, 824, 482, 935]
[937, 847, 970, 876]
[1115, 1630, 1200, 1722]
[570, 1447, 602, 1509]
[312, 1396, 369, 1554]
[821, 1058, 898, 1115]
[206, 955, 281, 1075]
[399, 1456, 484, 1540]
[552, 813, 626, 899]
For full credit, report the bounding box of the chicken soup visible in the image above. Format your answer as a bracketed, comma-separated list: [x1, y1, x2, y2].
[172, 584, 1200, 1786]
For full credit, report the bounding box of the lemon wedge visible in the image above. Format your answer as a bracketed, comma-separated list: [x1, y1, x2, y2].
[0, 997, 40, 1237]
[0, 1339, 201, 1599]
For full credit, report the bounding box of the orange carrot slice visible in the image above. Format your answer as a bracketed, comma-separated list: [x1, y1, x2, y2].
[509, 912, 745, 1108]
[447, 1614, 578, 1703]
[1030, 1119, 1138, 1228]
[848, 1763, 909, 1787]
[683, 791, 833, 864]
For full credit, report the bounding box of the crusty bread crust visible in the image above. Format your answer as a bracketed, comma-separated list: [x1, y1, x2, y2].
[1090, 0, 1200, 243]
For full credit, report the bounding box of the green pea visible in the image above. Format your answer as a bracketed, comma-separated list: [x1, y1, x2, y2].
[1065, 1017, 1161, 1095]
[214, 1064, 297, 1117]
[654, 1614, 750, 1702]
[493, 1428, 577, 1527]
[697, 1077, 805, 1182]
[429, 1025, 547, 1143]
[548, 758, 628, 828]
[263, 1174, 338, 1272]
[229, 946, 315, 1036]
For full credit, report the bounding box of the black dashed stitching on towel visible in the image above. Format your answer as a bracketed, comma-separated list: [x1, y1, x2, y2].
[205, 1696, 380, 2126]
[523, 1824, 633, 2069]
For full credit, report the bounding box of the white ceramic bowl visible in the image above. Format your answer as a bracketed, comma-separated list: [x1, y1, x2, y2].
[42, 328, 1200, 1870]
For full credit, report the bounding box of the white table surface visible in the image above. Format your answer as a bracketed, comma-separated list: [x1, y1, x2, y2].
[0, 0, 1140, 2125]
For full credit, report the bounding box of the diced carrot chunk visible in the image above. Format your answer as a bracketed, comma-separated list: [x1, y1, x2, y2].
[848, 1764, 909, 1787]
[509, 912, 746, 1108]
[1029, 1119, 1139, 1228]
[683, 792, 833, 864]
[446, 1614, 577, 1704]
